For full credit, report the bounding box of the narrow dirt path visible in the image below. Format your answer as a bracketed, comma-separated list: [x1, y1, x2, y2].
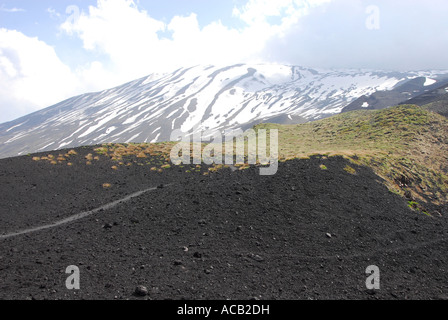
[0, 184, 169, 240]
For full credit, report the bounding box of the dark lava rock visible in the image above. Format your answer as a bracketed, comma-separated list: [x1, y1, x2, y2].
[134, 285, 148, 297]
[248, 253, 265, 262]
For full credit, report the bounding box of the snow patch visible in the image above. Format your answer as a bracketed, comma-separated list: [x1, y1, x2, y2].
[126, 133, 141, 143]
[106, 126, 117, 135]
[424, 78, 437, 86]
[38, 142, 55, 151]
[6, 120, 28, 132]
[79, 111, 119, 138]
[151, 133, 161, 143]
[58, 141, 73, 149]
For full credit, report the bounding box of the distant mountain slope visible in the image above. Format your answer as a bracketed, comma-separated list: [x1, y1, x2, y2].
[403, 82, 448, 105]
[0, 64, 446, 159]
[406, 82, 448, 118]
[341, 76, 448, 113]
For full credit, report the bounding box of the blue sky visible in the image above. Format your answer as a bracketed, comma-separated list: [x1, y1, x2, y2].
[1, 0, 448, 123]
[0, 1, 245, 46]
[0, 1, 246, 74]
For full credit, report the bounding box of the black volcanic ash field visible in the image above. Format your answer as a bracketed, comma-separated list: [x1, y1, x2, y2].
[1, 148, 448, 300]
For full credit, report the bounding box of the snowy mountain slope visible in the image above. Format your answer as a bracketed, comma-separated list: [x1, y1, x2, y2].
[1, 64, 447, 158]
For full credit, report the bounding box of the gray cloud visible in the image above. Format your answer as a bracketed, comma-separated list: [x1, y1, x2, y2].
[262, 0, 448, 71]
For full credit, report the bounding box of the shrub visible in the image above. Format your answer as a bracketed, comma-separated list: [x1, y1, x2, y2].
[344, 165, 357, 175]
[94, 147, 108, 155]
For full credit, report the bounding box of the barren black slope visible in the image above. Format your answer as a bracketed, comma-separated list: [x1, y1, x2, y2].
[342, 77, 448, 113]
[402, 82, 448, 107]
[1, 148, 448, 300]
[402, 83, 448, 118]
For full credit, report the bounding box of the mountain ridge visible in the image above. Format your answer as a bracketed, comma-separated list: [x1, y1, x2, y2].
[1, 64, 447, 159]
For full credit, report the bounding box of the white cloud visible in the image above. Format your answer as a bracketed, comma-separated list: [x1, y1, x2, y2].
[0, 6, 25, 13]
[60, 0, 333, 77]
[261, 0, 448, 71]
[233, 0, 331, 27]
[61, 0, 167, 78]
[47, 7, 61, 19]
[0, 29, 81, 122]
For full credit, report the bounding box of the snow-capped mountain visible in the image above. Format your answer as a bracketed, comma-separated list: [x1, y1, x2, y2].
[1, 64, 447, 158]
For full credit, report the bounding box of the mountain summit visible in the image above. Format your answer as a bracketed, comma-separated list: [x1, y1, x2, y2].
[0, 64, 447, 158]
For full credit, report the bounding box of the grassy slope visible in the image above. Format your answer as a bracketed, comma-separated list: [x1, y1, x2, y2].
[255, 104, 448, 207]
